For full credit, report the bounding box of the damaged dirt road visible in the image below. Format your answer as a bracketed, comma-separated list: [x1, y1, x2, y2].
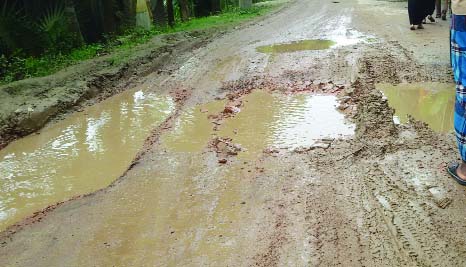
[1, 0, 466, 266]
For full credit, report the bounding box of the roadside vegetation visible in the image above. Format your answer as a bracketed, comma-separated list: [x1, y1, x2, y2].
[0, 0, 276, 85]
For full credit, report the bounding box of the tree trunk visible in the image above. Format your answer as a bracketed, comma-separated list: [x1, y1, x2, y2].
[102, 0, 117, 33]
[64, 0, 84, 46]
[239, 0, 252, 9]
[194, 0, 210, 17]
[167, 0, 175, 27]
[152, 0, 167, 27]
[120, 0, 137, 27]
[211, 0, 221, 14]
[179, 0, 190, 22]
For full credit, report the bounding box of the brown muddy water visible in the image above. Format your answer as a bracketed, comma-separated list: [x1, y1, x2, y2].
[256, 40, 336, 53]
[162, 90, 355, 159]
[0, 87, 174, 231]
[72, 90, 355, 266]
[256, 30, 371, 54]
[377, 82, 455, 133]
[77, 161, 257, 266]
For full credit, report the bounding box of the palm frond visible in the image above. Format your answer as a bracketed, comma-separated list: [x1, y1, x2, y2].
[38, 3, 66, 39]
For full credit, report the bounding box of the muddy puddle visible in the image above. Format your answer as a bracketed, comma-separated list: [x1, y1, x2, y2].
[257, 29, 371, 54]
[162, 90, 355, 159]
[73, 90, 355, 266]
[78, 160, 256, 266]
[377, 83, 455, 133]
[256, 40, 336, 53]
[0, 87, 174, 231]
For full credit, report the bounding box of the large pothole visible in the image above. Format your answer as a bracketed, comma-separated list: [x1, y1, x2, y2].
[0, 86, 175, 231]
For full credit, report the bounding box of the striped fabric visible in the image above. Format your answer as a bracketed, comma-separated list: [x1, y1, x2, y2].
[452, 15, 466, 160]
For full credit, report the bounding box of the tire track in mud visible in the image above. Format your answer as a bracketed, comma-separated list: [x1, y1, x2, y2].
[361, 159, 465, 266]
[248, 156, 300, 267]
[253, 202, 287, 267]
[241, 37, 456, 266]
[321, 38, 466, 265]
[302, 145, 407, 266]
[287, 36, 465, 266]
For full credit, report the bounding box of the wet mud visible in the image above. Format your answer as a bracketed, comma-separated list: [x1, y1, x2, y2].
[0, 87, 174, 231]
[2, 0, 466, 266]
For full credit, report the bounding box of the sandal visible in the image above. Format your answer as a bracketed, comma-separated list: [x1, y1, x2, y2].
[428, 15, 436, 23]
[442, 10, 447, 21]
[447, 162, 466, 186]
[410, 25, 416, 30]
[417, 24, 424, 29]
[422, 19, 427, 24]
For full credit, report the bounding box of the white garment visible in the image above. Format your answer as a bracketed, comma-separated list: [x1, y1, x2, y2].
[453, 0, 466, 15]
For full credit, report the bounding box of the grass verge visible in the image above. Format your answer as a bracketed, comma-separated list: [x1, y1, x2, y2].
[1, 5, 277, 85]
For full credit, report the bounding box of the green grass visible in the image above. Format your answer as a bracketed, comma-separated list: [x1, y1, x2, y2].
[169, 6, 272, 32]
[0, 5, 276, 85]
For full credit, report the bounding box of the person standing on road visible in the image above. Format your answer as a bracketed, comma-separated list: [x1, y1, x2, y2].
[424, 0, 437, 24]
[409, 0, 427, 30]
[447, 0, 466, 185]
[436, 0, 451, 20]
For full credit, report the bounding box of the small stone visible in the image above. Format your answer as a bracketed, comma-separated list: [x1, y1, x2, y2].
[311, 142, 330, 149]
[218, 159, 227, 164]
[346, 87, 355, 96]
[224, 106, 240, 114]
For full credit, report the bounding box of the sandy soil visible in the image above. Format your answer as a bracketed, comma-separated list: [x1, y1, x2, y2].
[1, 0, 465, 266]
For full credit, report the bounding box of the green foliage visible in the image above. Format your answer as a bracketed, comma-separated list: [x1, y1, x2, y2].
[0, 1, 22, 54]
[0, 1, 43, 56]
[37, 2, 84, 54]
[1, 2, 278, 85]
[169, 5, 270, 32]
[38, 4, 67, 48]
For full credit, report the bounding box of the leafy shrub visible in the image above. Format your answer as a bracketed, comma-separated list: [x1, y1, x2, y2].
[38, 3, 81, 54]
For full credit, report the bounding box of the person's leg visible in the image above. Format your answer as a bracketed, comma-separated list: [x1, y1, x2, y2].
[453, 96, 466, 180]
[408, 0, 416, 29]
[451, 15, 466, 180]
[442, 0, 450, 20]
[436, 0, 441, 17]
[427, 0, 436, 22]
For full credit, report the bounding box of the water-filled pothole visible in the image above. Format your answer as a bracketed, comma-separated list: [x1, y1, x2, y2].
[162, 90, 355, 159]
[0, 88, 175, 230]
[256, 29, 372, 54]
[377, 82, 455, 133]
[256, 40, 336, 53]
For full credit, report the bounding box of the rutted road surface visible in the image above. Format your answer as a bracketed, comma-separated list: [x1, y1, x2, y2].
[1, 0, 465, 266]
